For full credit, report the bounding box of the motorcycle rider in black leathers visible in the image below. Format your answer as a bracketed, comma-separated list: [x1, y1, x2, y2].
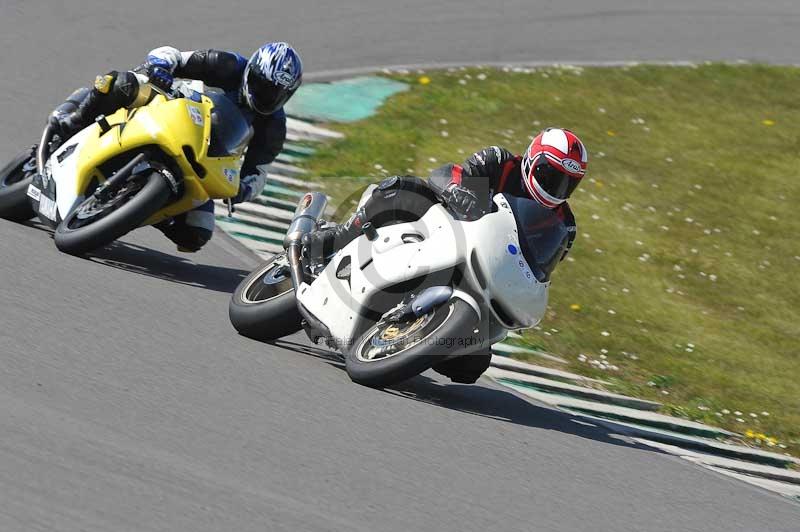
[50, 42, 303, 252]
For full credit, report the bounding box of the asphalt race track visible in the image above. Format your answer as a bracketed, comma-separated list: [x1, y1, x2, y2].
[1, 2, 799, 531]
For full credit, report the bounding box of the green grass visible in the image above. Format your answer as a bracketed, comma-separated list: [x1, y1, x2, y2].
[302, 64, 800, 453]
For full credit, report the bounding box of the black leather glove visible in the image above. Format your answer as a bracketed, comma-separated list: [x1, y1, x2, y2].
[441, 184, 482, 220]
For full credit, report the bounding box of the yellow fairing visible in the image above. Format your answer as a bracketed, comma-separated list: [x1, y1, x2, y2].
[71, 94, 244, 226]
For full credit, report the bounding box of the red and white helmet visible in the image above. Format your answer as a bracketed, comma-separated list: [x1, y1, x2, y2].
[521, 128, 588, 208]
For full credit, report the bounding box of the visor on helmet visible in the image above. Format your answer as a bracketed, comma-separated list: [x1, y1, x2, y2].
[245, 68, 295, 115]
[523, 153, 581, 201]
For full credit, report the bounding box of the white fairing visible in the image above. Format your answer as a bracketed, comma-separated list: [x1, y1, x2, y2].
[297, 194, 549, 347]
[48, 126, 97, 218]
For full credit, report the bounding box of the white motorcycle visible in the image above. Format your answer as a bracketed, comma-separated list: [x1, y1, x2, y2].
[229, 182, 570, 388]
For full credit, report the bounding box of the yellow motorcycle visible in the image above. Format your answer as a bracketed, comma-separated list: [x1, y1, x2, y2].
[0, 82, 252, 255]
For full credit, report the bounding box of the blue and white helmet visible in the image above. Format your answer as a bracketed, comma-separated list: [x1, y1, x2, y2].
[242, 42, 303, 115]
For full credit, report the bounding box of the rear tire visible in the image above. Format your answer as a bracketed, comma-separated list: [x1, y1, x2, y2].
[345, 298, 479, 388]
[229, 253, 302, 341]
[0, 147, 36, 222]
[54, 170, 171, 255]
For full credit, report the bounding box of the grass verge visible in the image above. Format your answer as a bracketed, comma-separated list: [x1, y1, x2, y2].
[302, 64, 799, 454]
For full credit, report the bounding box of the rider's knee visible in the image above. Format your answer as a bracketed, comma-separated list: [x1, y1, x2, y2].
[50, 87, 92, 121]
[163, 202, 215, 252]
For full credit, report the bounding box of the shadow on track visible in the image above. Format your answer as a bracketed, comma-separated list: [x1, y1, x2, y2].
[269, 337, 650, 453]
[85, 240, 249, 293]
[385, 375, 646, 451]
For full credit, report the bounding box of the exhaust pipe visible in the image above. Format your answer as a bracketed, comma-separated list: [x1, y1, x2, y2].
[284, 192, 332, 342]
[283, 192, 328, 249]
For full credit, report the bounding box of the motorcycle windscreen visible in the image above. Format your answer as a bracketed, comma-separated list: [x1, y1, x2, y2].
[207, 92, 254, 157]
[504, 195, 569, 282]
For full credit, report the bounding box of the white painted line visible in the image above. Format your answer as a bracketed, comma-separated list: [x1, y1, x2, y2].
[632, 439, 800, 485]
[268, 160, 307, 176]
[287, 117, 344, 139]
[701, 465, 800, 499]
[492, 342, 568, 364]
[214, 201, 293, 224]
[490, 354, 610, 385]
[269, 172, 324, 189]
[486, 367, 661, 411]
[495, 380, 733, 438]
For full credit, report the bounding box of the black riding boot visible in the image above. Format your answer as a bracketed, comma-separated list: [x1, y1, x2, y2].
[301, 175, 439, 265]
[301, 209, 364, 265]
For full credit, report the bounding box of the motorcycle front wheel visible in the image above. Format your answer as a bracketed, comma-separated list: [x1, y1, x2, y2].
[54, 170, 171, 255]
[345, 298, 479, 388]
[229, 253, 302, 341]
[0, 146, 37, 222]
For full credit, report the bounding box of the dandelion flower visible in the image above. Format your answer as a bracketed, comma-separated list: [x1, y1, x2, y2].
[607, 130, 617, 137]
[418, 76, 431, 85]
[762, 119, 775, 126]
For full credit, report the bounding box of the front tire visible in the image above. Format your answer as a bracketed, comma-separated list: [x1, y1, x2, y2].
[0, 147, 37, 222]
[229, 253, 302, 341]
[345, 298, 479, 388]
[54, 170, 171, 255]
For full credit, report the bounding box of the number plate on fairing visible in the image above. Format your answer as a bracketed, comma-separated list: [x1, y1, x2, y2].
[38, 194, 58, 221]
[26, 184, 41, 201]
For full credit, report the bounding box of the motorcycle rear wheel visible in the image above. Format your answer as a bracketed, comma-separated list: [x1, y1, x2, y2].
[54, 170, 171, 255]
[345, 298, 479, 388]
[229, 253, 302, 341]
[0, 147, 37, 222]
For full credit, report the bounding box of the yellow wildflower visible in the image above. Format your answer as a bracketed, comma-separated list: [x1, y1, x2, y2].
[418, 76, 431, 85]
[761, 119, 775, 126]
[570, 304, 581, 311]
